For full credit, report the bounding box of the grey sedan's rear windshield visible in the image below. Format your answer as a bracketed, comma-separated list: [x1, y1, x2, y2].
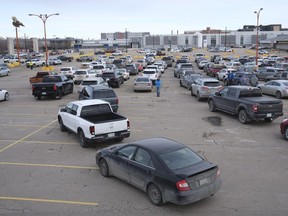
[159, 147, 202, 170]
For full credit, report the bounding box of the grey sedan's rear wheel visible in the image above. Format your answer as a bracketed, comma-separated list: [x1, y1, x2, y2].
[99, 159, 110, 177]
[238, 109, 248, 124]
[209, 100, 216, 112]
[275, 91, 282, 99]
[4, 92, 9, 101]
[79, 130, 89, 148]
[147, 184, 163, 206]
[284, 127, 288, 141]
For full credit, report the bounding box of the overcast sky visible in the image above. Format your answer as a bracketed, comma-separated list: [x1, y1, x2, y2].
[1, 0, 287, 40]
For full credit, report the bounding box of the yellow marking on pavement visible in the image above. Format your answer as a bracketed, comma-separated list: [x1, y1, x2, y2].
[0, 162, 98, 170]
[9, 105, 58, 108]
[0, 124, 55, 128]
[0, 119, 57, 153]
[0, 196, 98, 206]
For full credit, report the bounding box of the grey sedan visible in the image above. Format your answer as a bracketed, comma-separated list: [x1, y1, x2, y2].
[0, 67, 10, 76]
[257, 80, 288, 99]
[180, 74, 203, 90]
[134, 76, 153, 92]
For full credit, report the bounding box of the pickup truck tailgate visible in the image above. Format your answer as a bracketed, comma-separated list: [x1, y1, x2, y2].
[94, 119, 128, 135]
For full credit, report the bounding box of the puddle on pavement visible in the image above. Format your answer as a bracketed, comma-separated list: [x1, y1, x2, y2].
[202, 116, 222, 126]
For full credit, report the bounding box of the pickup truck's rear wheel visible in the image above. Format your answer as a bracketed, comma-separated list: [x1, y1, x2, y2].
[37, 95, 41, 100]
[99, 159, 110, 177]
[238, 109, 248, 124]
[79, 130, 89, 148]
[56, 90, 62, 100]
[264, 118, 272, 122]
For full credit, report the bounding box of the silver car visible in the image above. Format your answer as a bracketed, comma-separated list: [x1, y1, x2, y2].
[191, 77, 222, 101]
[257, 80, 288, 99]
[0, 67, 10, 76]
[133, 76, 153, 92]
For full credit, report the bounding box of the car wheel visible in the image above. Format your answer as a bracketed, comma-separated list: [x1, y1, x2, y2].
[79, 130, 89, 148]
[56, 90, 62, 100]
[250, 77, 258, 86]
[191, 88, 194, 96]
[58, 117, 67, 131]
[147, 184, 163, 206]
[4, 92, 9, 101]
[208, 100, 216, 112]
[37, 95, 41, 100]
[99, 158, 110, 177]
[284, 127, 288, 141]
[7, 72, 10, 76]
[275, 91, 282, 99]
[180, 80, 183, 87]
[238, 109, 248, 124]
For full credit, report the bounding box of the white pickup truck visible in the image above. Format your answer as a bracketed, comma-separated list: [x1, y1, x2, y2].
[57, 99, 130, 148]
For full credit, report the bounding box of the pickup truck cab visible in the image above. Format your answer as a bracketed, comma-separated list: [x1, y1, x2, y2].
[32, 75, 74, 100]
[58, 99, 130, 148]
[208, 86, 283, 124]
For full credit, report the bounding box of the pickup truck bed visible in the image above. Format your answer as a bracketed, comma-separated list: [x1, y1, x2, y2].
[82, 113, 126, 124]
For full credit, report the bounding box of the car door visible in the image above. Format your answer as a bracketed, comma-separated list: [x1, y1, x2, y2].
[129, 147, 155, 190]
[60, 103, 77, 132]
[213, 87, 229, 110]
[262, 81, 274, 95]
[109, 145, 137, 183]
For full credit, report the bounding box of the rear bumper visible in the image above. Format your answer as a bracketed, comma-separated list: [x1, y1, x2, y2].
[91, 130, 130, 142]
[249, 112, 283, 120]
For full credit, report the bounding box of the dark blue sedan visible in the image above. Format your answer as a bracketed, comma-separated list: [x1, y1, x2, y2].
[96, 137, 222, 206]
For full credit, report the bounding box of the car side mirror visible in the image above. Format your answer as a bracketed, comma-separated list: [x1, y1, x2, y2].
[215, 92, 221, 96]
[60, 108, 67, 112]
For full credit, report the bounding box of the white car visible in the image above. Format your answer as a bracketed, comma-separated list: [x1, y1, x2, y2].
[0, 89, 9, 101]
[78, 77, 108, 92]
[142, 68, 159, 85]
[59, 66, 77, 79]
[216, 68, 237, 81]
[191, 77, 222, 101]
[153, 62, 165, 73]
[73, 69, 96, 84]
[0, 67, 10, 76]
[49, 58, 62, 65]
[117, 68, 130, 80]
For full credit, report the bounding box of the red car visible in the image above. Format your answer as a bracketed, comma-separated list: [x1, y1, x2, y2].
[280, 118, 288, 140]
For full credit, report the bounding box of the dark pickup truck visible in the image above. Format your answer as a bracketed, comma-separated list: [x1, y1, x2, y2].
[32, 75, 74, 100]
[57, 55, 73, 62]
[208, 86, 283, 124]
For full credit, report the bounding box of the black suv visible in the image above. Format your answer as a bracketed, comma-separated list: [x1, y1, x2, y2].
[78, 85, 119, 112]
[162, 56, 173, 67]
[101, 70, 124, 88]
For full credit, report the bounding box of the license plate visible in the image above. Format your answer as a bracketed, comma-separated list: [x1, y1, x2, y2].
[199, 178, 208, 186]
[42, 92, 46, 95]
[267, 113, 272, 117]
[107, 133, 115, 138]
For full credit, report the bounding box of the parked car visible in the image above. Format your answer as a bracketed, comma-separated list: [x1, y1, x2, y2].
[255, 67, 285, 81]
[216, 69, 237, 81]
[76, 56, 93, 62]
[48, 58, 62, 65]
[198, 60, 209, 69]
[136, 59, 147, 69]
[78, 85, 119, 112]
[174, 63, 194, 78]
[0, 89, 9, 101]
[73, 69, 96, 84]
[133, 76, 153, 92]
[257, 80, 288, 99]
[29, 71, 50, 84]
[59, 66, 77, 79]
[78, 77, 108, 92]
[116, 69, 130, 81]
[191, 78, 222, 101]
[161, 56, 173, 67]
[0, 67, 10, 76]
[265, 71, 288, 82]
[112, 59, 125, 68]
[92, 64, 106, 77]
[180, 74, 203, 90]
[224, 72, 258, 87]
[101, 70, 124, 88]
[225, 62, 242, 70]
[142, 68, 160, 85]
[95, 137, 222, 206]
[57, 55, 73, 62]
[125, 64, 138, 75]
[208, 86, 283, 124]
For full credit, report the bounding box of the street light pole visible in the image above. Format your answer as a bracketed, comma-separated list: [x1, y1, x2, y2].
[125, 28, 128, 53]
[28, 13, 59, 66]
[254, 8, 263, 67]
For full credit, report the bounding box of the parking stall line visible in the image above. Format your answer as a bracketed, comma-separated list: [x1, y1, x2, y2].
[0, 162, 98, 170]
[0, 196, 98, 206]
[0, 113, 55, 117]
[0, 124, 55, 128]
[0, 119, 57, 153]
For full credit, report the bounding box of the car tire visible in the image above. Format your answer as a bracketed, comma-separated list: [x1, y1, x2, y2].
[147, 184, 163, 206]
[58, 117, 67, 132]
[180, 80, 183, 87]
[208, 100, 216, 112]
[37, 95, 41, 100]
[238, 109, 248, 124]
[191, 88, 194, 96]
[275, 91, 282, 99]
[79, 130, 89, 148]
[56, 90, 62, 100]
[196, 92, 201, 101]
[7, 72, 10, 76]
[250, 77, 258, 86]
[99, 159, 110, 177]
[4, 92, 9, 101]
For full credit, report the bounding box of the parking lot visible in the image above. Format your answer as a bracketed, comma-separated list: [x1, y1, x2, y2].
[1, 49, 288, 216]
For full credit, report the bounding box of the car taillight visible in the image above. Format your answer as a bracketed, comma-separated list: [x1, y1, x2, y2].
[53, 85, 57, 91]
[89, 126, 95, 135]
[127, 121, 130, 129]
[116, 98, 119, 104]
[176, 180, 190, 191]
[201, 86, 209, 91]
[252, 104, 258, 112]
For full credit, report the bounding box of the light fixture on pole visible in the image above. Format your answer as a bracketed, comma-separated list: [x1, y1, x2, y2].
[12, 16, 25, 64]
[254, 8, 263, 67]
[28, 13, 59, 66]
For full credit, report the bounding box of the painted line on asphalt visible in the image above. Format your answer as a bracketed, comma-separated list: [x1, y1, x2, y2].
[0, 162, 98, 170]
[0, 124, 55, 128]
[0, 119, 57, 153]
[0, 113, 55, 117]
[0, 196, 98, 206]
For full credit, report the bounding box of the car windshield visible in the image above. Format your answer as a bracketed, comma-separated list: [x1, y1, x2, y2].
[81, 81, 98, 85]
[136, 77, 149, 82]
[93, 65, 104, 69]
[61, 68, 71, 71]
[75, 71, 87, 75]
[204, 81, 221, 87]
[102, 73, 115, 78]
[159, 147, 202, 170]
[143, 71, 156, 74]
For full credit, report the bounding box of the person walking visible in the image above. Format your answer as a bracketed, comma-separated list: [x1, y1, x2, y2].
[155, 77, 161, 97]
[29, 61, 34, 70]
